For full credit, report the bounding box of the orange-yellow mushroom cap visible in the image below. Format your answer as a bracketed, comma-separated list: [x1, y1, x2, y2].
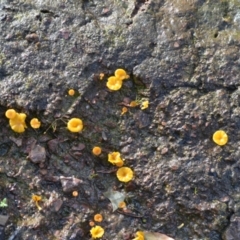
[5, 109, 17, 119]
[133, 231, 144, 240]
[93, 213, 103, 222]
[72, 191, 78, 197]
[116, 167, 134, 182]
[10, 123, 25, 133]
[89, 221, 95, 227]
[68, 89, 75, 96]
[99, 73, 104, 80]
[30, 118, 41, 129]
[67, 118, 83, 132]
[90, 225, 104, 239]
[106, 76, 122, 91]
[114, 69, 129, 80]
[129, 101, 139, 107]
[212, 130, 228, 146]
[18, 113, 27, 124]
[141, 100, 149, 110]
[92, 146, 102, 156]
[32, 194, 42, 202]
[32, 194, 42, 211]
[121, 107, 128, 115]
[108, 152, 123, 165]
[118, 201, 126, 209]
[9, 113, 27, 133]
[115, 159, 124, 167]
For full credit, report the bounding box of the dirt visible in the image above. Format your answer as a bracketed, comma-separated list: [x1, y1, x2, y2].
[1, 0, 240, 240]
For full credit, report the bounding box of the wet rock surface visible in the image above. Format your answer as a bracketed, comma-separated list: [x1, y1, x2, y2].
[0, 0, 240, 239]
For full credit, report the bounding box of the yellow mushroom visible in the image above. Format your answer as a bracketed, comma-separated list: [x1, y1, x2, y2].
[30, 118, 41, 129]
[114, 69, 129, 80]
[90, 225, 105, 239]
[212, 130, 228, 146]
[116, 167, 134, 182]
[68, 89, 75, 96]
[67, 118, 83, 132]
[106, 76, 122, 91]
[92, 146, 102, 156]
[9, 113, 27, 133]
[5, 109, 17, 119]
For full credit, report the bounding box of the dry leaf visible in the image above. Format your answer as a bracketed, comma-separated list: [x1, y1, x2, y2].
[103, 188, 125, 211]
[144, 231, 175, 240]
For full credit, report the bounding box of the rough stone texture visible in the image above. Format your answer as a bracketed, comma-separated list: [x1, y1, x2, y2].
[60, 176, 83, 193]
[28, 144, 46, 163]
[223, 215, 240, 240]
[1, 0, 240, 239]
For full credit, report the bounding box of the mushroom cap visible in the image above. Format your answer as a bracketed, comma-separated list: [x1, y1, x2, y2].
[141, 100, 149, 110]
[68, 89, 75, 96]
[5, 109, 17, 119]
[94, 214, 103, 222]
[116, 167, 134, 182]
[106, 76, 122, 91]
[92, 146, 102, 156]
[10, 123, 25, 133]
[212, 130, 228, 146]
[134, 231, 144, 240]
[118, 201, 126, 209]
[18, 113, 27, 127]
[9, 113, 27, 133]
[115, 159, 124, 167]
[90, 225, 105, 239]
[67, 118, 83, 132]
[114, 69, 129, 80]
[108, 152, 122, 165]
[32, 195, 42, 202]
[30, 118, 41, 129]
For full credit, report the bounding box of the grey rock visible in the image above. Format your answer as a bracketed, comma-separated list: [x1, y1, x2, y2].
[222, 215, 240, 240]
[28, 144, 46, 163]
[60, 176, 83, 193]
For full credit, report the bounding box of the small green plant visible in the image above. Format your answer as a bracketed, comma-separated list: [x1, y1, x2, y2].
[0, 198, 7, 208]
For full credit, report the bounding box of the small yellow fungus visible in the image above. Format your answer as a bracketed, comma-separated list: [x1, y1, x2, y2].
[129, 101, 139, 107]
[114, 69, 129, 80]
[89, 221, 95, 227]
[92, 146, 102, 156]
[5, 109, 17, 119]
[68, 89, 75, 96]
[121, 107, 128, 115]
[90, 225, 104, 239]
[6, 109, 27, 133]
[9, 113, 27, 133]
[108, 152, 123, 165]
[99, 73, 104, 80]
[115, 159, 124, 167]
[30, 118, 41, 129]
[213, 130, 228, 146]
[116, 167, 134, 182]
[106, 76, 123, 91]
[32, 194, 42, 210]
[140, 100, 149, 110]
[118, 201, 126, 209]
[72, 191, 78, 197]
[94, 213, 103, 222]
[67, 118, 83, 132]
[133, 231, 144, 240]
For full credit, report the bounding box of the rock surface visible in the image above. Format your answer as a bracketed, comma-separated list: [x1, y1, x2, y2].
[1, 0, 240, 239]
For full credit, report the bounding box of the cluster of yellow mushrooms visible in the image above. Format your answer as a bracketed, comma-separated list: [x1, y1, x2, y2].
[4, 69, 228, 240]
[5, 109, 40, 133]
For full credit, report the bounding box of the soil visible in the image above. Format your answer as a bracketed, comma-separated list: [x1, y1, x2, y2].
[1, 0, 240, 240]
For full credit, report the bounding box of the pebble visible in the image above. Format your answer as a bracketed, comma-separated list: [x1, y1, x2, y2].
[28, 144, 46, 164]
